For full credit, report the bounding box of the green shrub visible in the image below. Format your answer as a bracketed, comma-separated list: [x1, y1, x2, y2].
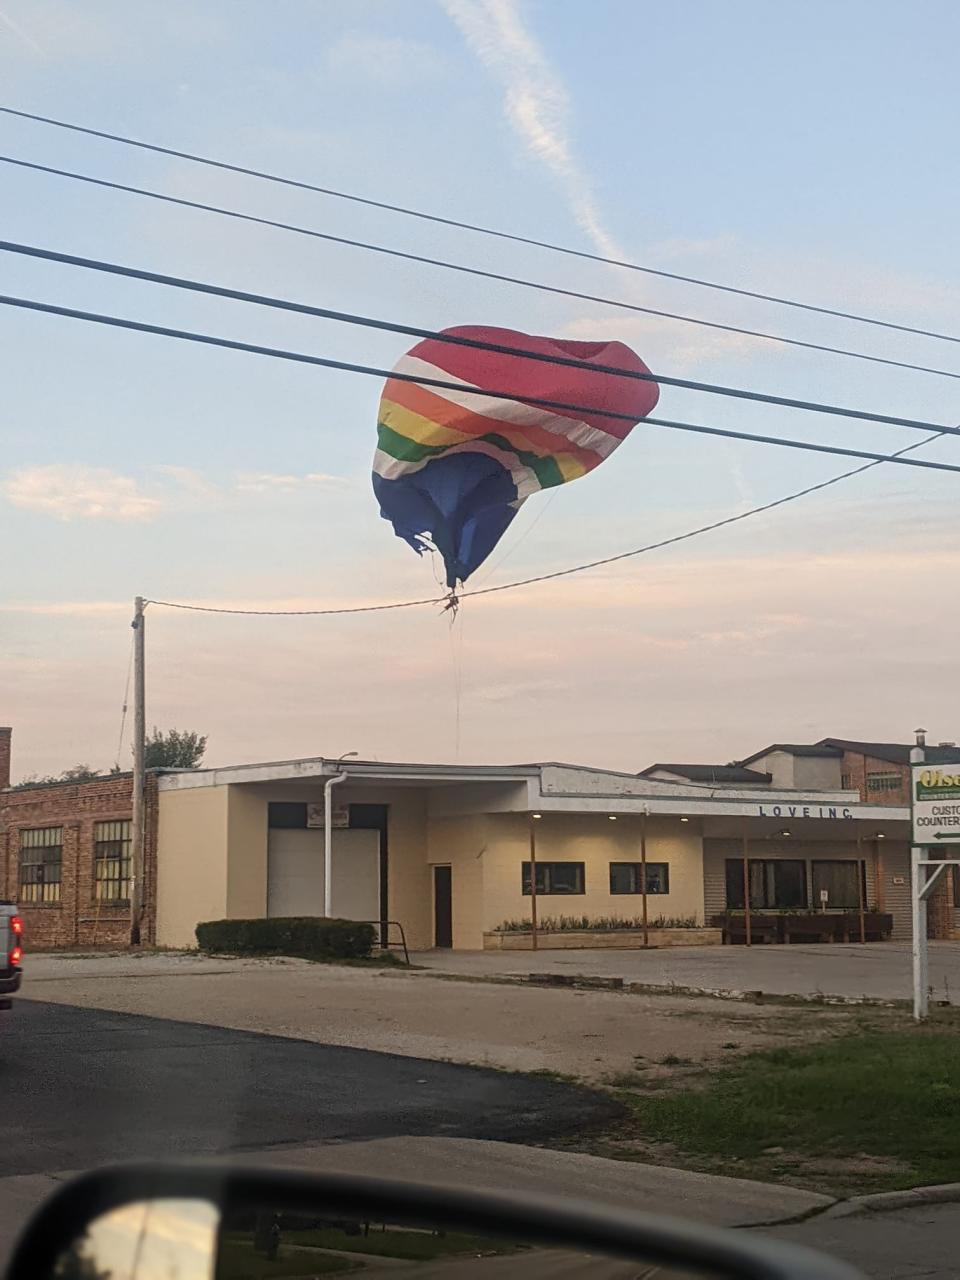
[196, 916, 375, 960]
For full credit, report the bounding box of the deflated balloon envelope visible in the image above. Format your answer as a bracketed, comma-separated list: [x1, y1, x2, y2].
[372, 326, 660, 588]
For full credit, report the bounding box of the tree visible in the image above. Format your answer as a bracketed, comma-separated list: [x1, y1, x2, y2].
[144, 727, 207, 770]
[58, 764, 101, 782]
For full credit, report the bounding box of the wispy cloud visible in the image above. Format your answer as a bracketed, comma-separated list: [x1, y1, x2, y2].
[0, 5, 44, 54]
[441, 0, 623, 260]
[3, 465, 162, 522]
[234, 472, 349, 494]
[2, 465, 350, 521]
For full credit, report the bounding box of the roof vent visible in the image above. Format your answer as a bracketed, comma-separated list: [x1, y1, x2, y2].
[938, 742, 957, 748]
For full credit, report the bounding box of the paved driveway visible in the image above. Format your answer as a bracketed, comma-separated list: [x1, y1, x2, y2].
[420, 942, 960, 1004]
[0, 1001, 612, 1176]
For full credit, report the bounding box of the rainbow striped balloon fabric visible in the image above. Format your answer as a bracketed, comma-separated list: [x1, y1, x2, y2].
[373, 326, 660, 588]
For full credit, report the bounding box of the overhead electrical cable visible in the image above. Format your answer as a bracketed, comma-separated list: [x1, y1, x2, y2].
[1, 105, 957, 350]
[143, 429, 948, 617]
[4, 238, 959, 441]
[4, 291, 959, 479]
[3, 154, 960, 385]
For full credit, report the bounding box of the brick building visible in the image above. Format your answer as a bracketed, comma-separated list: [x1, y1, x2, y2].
[0, 729, 157, 948]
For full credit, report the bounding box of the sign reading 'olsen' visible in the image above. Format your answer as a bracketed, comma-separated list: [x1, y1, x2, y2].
[911, 766, 960, 844]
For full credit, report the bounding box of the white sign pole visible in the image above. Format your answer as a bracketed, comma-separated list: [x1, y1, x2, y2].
[910, 733, 928, 1022]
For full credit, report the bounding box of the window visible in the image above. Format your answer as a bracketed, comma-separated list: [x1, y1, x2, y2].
[866, 771, 901, 793]
[521, 861, 584, 895]
[725, 859, 807, 910]
[811, 860, 865, 910]
[840, 773, 852, 790]
[609, 862, 670, 895]
[19, 827, 63, 904]
[94, 820, 132, 901]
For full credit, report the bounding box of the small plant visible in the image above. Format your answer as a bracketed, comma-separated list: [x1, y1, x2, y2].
[493, 914, 700, 933]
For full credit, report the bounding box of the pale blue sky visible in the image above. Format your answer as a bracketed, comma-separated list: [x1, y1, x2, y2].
[2, 0, 959, 777]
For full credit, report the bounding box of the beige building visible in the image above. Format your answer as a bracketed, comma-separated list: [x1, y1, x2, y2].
[155, 756, 911, 950]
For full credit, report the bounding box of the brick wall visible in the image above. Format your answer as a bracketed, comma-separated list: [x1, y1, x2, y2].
[0, 774, 158, 949]
[0, 729, 10, 792]
[841, 751, 911, 807]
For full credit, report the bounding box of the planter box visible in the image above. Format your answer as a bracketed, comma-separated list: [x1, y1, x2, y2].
[483, 927, 722, 951]
[711, 911, 894, 945]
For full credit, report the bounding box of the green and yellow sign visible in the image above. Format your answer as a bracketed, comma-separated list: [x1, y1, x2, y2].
[912, 765, 960, 843]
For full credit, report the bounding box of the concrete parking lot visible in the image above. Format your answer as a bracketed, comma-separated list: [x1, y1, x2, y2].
[17, 952, 857, 1081]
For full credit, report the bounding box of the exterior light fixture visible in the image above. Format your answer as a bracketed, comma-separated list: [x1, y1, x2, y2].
[532, 813, 542, 820]
[679, 816, 690, 823]
[779, 829, 791, 837]
[876, 832, 886, 840]
[608, 814, 618, 821]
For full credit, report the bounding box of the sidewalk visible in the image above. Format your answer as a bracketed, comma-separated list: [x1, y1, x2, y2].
[416, 942, 960, 1004]
[0, 1136, 835, 1267]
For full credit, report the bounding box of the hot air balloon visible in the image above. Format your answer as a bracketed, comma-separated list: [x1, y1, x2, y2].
[372, 326, 659, 589]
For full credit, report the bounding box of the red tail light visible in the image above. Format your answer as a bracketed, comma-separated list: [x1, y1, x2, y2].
[10, 917, 22, 936]
[9, 945, 22, 967]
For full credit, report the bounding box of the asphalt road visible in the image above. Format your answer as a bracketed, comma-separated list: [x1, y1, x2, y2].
[0, 1000, 618, 1175]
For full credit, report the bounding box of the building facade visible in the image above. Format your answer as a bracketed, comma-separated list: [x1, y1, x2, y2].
[0, 729, 156, 947]
[153, 755, 911, 951]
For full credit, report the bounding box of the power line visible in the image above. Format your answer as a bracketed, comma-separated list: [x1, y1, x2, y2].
[4, 153, 960, 386]
[5, 237, 960, 441]
[6, 289, 960, 475]
[144, 429, 947, 618]
[2, 105, 957, 350]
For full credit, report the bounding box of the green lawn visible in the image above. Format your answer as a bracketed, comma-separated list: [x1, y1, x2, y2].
[287, 1227, 517, 1260]
[217, 1239, 359, 1279]
[624, 1021, 960, 1191]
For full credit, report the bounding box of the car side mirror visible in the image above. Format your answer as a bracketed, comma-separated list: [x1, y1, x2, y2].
[6, 1162, 863, 1280]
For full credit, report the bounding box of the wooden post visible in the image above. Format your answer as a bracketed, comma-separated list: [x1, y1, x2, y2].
[857, 833, 866, 944]
[130, 596, 146, 947]
[874, 838, 885, 912]
[742, 829, 752, 947]
[640, 808, 649, 948]
[528, 814, 539, 952]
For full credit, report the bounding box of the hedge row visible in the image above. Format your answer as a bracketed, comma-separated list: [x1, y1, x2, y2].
[196, 916, 375, 960]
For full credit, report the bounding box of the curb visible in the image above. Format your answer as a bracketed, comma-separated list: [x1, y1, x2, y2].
[824, 1183, 960, 1218]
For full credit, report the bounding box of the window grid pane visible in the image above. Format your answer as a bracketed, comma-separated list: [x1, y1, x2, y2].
[94, 819, 132, 901]
[609, 862, 670, 894]
[19, 827, 63, 904]
[724, 858, 807, 910]
[521, 861, 585, 895]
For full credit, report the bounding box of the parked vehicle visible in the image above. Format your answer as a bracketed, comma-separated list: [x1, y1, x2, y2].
[0, 903, 23, 1012]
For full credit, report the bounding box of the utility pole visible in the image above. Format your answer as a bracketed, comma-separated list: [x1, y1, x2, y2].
[130, 597, 146, 946]
[528, 814, 540, 951]
[911, 728, 927, 1021]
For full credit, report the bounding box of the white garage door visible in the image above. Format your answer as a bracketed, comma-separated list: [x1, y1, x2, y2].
[267, 827, 380, 922]
[267, 829, 324, 918]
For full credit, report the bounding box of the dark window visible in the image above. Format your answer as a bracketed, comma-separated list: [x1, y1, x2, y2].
[94, 820, 132, 902]
[268, 802, 307, 829]
[953, 867, 960, 909]
[19, 827, 63, 904]
[609, 862, 670, 894]
[811, 860, 865, 910]
[840, 773, 852, 790]
[866, 771, 901, 793]
[725, 858, 807, 910]
[522, 861, 584, 895]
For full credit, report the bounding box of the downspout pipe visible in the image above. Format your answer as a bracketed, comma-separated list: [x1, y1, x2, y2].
[324, 752, 357, 917]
